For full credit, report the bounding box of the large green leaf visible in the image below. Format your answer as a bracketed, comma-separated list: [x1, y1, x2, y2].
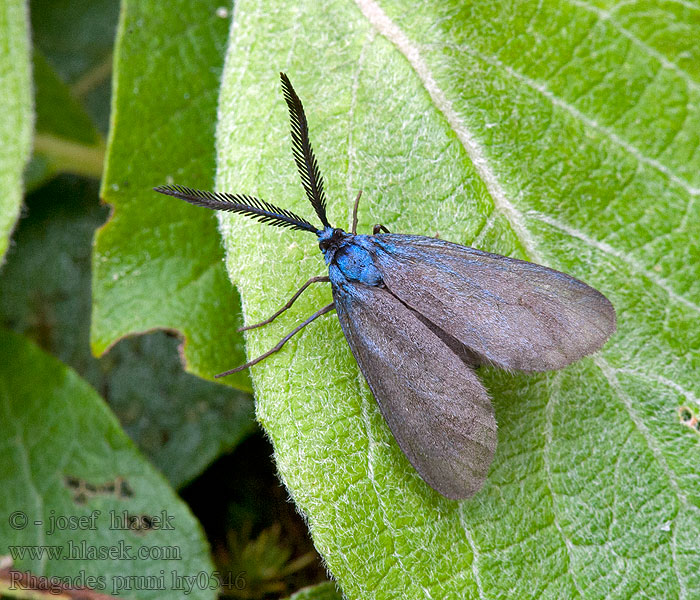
[0, 329, 216, 599]
[0, 0, 32, 262]
[212, 0, 700, 598]
[91, 0, 251, 390]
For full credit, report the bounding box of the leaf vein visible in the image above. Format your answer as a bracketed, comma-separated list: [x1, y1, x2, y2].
[543, 371, 585, 597]
[353, 0, 541, 259]
[525, 210, 700, 314]
[1, 390, 47, 572]
[457, 506, 486, 600]
[358, 395, 435, 600]
[570, 0, 700, 93]
[595, 357, 688, 594]
[427, 40, 700, 197]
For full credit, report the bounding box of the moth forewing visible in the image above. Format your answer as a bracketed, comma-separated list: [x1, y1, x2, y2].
[332, 280, 497, 500]
[366, 234, 616, 372]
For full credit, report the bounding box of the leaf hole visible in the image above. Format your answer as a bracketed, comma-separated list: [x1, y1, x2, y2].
[63, 475, 134, 503]
[678, 406, 700, 435]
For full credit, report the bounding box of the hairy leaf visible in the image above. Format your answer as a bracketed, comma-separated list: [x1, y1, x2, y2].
[213, 0, 700, 598]
[0, 0, 32, 262]
[285, 582, 343, 600]
[0, 329, 216, 599]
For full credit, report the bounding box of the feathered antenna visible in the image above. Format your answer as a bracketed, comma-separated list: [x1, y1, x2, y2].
[280, 72, 331, 229]
[154, 185, 318, 233]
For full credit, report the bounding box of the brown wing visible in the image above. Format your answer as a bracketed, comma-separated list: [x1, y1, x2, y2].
[368, 234, 616, 372]
[332, 280, 497, 500]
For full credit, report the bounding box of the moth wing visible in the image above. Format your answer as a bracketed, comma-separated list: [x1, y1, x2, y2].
[332, 280, 497, 499]
[369, 234, 616, 372]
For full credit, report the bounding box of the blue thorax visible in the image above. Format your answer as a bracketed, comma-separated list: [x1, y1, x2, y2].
[317, 227, 383, 287]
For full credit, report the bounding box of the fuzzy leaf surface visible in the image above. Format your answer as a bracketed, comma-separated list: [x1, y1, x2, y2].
[0, 0, 32, 262]
[213, 0, 700, 598]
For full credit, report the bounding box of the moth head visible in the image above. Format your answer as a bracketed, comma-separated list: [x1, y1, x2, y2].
[317, 227, 348, 259]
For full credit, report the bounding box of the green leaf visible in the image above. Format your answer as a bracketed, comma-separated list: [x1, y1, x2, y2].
[30, 0, 119, 134]
[212, 0, 700, 598]
[285, 582, 343, 600]
[0, 0, 32, 262]
[0, 177, 254, 489]
[28, 51, 105, 187]
[0, 329, 216, 600]
[91, 0, 251, 391]
[26, 0, 116, 188]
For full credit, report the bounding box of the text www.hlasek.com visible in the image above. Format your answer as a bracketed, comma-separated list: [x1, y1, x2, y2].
[8, 540, 181, 561]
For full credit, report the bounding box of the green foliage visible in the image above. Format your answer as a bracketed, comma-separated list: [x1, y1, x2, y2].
[2, 0, 698, 597]
[28, 51, 105, 187]
[91, 0, 251, 391]
[285, 582, 343, 600]
[0, 2, 260, 596]
[216, 523, 321, 599]
[26, 0, 115, 188]
[0, 0, 32, 261]
[0, 179, 254, 488]
[30, 0, 118, 131]
[0, 329, 216, 600]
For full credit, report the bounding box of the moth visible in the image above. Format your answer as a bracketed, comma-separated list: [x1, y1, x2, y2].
[156, 73, 616, 499]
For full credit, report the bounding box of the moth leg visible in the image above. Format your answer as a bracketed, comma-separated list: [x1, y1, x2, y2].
[372, 224, 391, 234]
[350, 190, 363, 235]
[216, 303, 335, 377]
[238, 276, 330, 331]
